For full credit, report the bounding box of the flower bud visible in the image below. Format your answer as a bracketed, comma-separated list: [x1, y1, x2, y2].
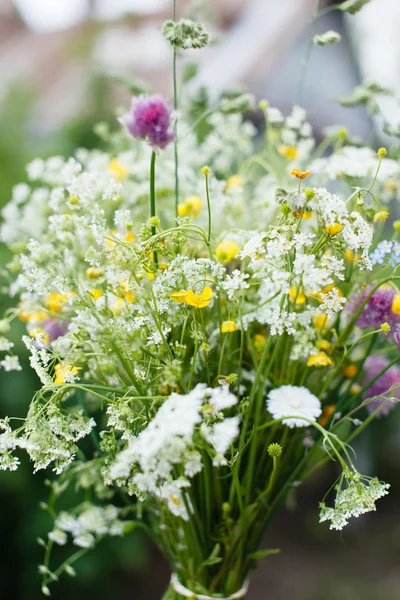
[378, 147, 387, 158]
[268, 443, 283, 458]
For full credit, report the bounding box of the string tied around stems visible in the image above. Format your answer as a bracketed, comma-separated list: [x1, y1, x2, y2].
[170, 574, 249, 600]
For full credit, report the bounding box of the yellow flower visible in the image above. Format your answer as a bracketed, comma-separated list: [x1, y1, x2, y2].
[318, 405, 336, 427]
[221, 320, 238, 333]
[178, 196, 203, 218]
[105, 229, 118, 248]
[45, 292, 67, 314]
[225, 175, 244, 191]
[288, 285, 306, 304]
[108, 158, 130, 181]
[215, 240, 239, 263]
[86, 267, 104, 280]
[171, 290, 189, 303]
[28, 328, 49, 344]
[253, 333, 266, 350]
[313, 284, 343, 302]
[313, 314, 329, 330]
[111, 298, 124, 316]
[278, 145, 297, 160]
[185, 287, 213, 308]
[124, 231, 135, 243]
[201, 165, 211, 176]
[54, 364, 80, 385]
[90, 288, 103, 300]
[384, 179, 397, 192]
[294, 209, 314, 220]
[317, 339, 331, 351]
[373, 211, 389, 223]
[392, 294, 400, 315]
[117, 280, 135, 304]
[307, 352, 333, 367]
[345, 249, 361, 263]
[325, 223, 343, 236]
[343, 364, 358, 378]
[290, 168, 311, 180]
[18, 309, 47, 324]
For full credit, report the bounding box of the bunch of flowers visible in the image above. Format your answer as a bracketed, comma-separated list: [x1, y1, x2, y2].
[1, 1, 400, 598]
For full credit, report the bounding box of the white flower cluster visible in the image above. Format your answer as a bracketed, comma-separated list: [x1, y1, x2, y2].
[107, 384, 239, 520]
[319, 476, 390, 531]
[52, 505, 124, 548]
[266, 385, 322, 428]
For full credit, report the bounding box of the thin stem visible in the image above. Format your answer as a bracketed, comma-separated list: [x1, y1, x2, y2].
[204, 169, 212, 243]
[295, 0, 321, 106]
[150, 150, 158, 267]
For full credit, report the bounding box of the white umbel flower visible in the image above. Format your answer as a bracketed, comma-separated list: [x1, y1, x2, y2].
[266, 385, 322, 428]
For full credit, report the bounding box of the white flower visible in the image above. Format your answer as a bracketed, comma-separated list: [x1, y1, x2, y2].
[266, 385, 322, 428]
[319, 476, 390, 531]
[0, 355, 22, 372]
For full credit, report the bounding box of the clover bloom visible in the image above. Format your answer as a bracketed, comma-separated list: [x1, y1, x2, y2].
[120, 95, 176, 150]
[361, 356, 400, 416]
[351, 286, 400, 331]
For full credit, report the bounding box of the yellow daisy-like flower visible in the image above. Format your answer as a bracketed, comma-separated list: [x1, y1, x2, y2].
[313, 314, 329, 331]
[89, 288, 103, 300]
[185, 287, 213, 309]
[215, 240, 239, 263]
[178, 196, 204, 218]
[391, 294, 400, 315]
[294, 209, 314, 220]
[45, 292, 67, 314]
[317, 339, 331, 351]
[221, 320, 238, 333]
[278, 145, 298, 160]
[307, 352, 333, 367]
[325, 223, 343, 237]
[171, 290, 189, 303]
[290, 168, 311, 180]
[108, 158, 130, 181]
[373, 210, 390, 223]
[225, 175, 244, 191]
[54, 364, 81, 385]
[86, 267, 105, 280]
[288, 285, 306, 304]
[18, 309, 47, 324]
[345, 249, 361, 263]
[124, 231, 135, 243]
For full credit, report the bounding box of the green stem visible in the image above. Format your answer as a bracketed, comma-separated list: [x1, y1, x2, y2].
[150, 150, 158, 267]
[295, 0, 321, 105]
[204, 169, 212, 243]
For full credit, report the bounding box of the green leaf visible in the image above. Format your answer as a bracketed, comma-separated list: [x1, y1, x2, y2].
[201, 543, 223, 568]
[339, 0, 372, 14]
[109, 74, 149, 95]
[248, 548, 281, 561]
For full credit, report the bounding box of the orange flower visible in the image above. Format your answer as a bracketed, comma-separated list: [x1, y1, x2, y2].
[290, 168, 311, 180]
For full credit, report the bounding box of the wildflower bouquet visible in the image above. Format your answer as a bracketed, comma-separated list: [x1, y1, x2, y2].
[1, 1, 400, 598]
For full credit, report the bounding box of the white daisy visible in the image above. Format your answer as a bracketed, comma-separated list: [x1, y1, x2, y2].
[266, 385, 322, 428]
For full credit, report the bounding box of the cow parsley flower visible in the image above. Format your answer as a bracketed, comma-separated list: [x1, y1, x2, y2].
[266, 385, 322, 428]
[319, 474, 390, 531]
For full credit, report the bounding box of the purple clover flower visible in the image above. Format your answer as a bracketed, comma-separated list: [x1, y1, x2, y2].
[350, 286, 400, 330]
[361, 355, 400, 417]
[119, 95, 176, 150]
[42, 319, 68, 342]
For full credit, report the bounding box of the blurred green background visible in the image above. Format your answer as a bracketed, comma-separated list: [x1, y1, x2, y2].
[2, 1, 400, 599]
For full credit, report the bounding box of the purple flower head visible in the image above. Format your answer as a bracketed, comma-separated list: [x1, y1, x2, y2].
[361, 355, 400, 417]
[350, 286, 400, 331]
[119, 95, 176, 150]
[395, 325, 400, 352]
[42, 318, 69, 342]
